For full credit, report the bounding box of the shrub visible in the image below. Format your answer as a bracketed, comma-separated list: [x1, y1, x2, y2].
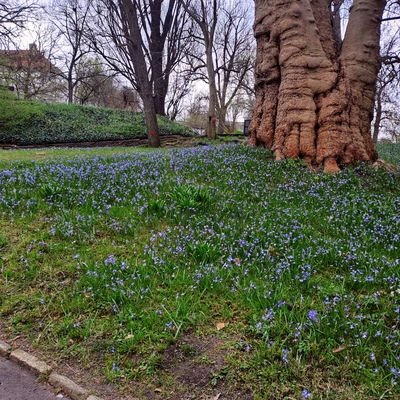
[0, 87, 45, 134]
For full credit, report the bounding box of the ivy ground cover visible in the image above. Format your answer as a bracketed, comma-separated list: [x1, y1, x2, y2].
[0, 144, 399, 399]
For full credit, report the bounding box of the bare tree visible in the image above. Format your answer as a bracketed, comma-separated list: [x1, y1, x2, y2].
[179, 0, 255, 138]
[143, 0, 190, 116]
[383, 0, 400, 21]
[90, 0, 191, 147]
[214, 3, 254, 135]
[374, 82, 400, 143]
[74, 57, 119, 106]
[251, 0, 387, 173]
[90, 0, 158, 146]
[184, 91, 208, 133]
[373, 26, 400, 143]
[115, 86, 140, 111]
[0, 1, 37, 48]
[228, 90, 255, 133]
[165, 67, 193, 120]
[47, 0, 98, 104]
[179, 0, 220, 139]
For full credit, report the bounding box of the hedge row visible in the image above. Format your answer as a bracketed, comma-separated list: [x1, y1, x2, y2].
[0, 88, 194, 145]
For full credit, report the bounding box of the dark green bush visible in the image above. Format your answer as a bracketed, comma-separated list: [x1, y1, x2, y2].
[0, 87, 45, 134]
[0, 94, 194, 145]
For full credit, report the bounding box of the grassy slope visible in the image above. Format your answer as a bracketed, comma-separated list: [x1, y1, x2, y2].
[0, 144, 399, 400]
[0, 89, 194, 145]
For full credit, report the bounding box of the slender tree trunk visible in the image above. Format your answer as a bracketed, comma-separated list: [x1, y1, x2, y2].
[67, 78, 73, 104]
[373, 86, 383, 143]
[23, 73, 30, 99]
[250, 0, 385, 172]
[179, 0, 218, 139]
[206, 42, 217, 139]
[138, 77, 160, 148]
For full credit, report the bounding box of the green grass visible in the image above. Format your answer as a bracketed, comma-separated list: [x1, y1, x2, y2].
[0, 143, 399, 399]
[377, 143, 400, 166]
[0, 88, 194, 145]
[0, 147, 156, 170]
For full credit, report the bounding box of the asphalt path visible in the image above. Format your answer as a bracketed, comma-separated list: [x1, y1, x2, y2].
[0, 357, 70, 400]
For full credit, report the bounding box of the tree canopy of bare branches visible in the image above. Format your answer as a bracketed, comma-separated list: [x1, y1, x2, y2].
[179, 0, 255, 138]
[47, 0, 100, 104]
[214, 2, 254, 135]
[179, 0, 220, 139]
[89, 0, 192, 146]
[0, 1, 37, 48]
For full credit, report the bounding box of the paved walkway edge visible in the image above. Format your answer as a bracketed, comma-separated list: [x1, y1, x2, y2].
[0, 339, 104, 400]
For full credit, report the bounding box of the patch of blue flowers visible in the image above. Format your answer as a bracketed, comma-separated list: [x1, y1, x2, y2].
[1, 143, 400, 397]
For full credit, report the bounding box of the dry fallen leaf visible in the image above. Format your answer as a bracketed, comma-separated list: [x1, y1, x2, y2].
[268, 246, 280, 256]
[216, 322, 225, 331]
[125, 334, 134, 340]
[332, 345, 347, 353]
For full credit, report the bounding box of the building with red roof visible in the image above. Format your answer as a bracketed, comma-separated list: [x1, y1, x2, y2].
[0, 43, 63, 101]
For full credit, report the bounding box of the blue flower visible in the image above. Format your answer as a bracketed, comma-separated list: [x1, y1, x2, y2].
[308, 310, 318, 323]
[282, 348, 290, 364]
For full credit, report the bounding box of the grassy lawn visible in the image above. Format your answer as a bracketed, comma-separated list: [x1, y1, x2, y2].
[0, 147, 155, 170]
[0, 143, 399, 399]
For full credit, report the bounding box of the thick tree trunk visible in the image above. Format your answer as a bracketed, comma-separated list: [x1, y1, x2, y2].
[142, 93, 161, 148]
[149, 1, 167, 116]
[217, 106, 227, 135]
[250, 0, 385, 172]
[138, 79, 160, 148]
[153, 64, 168, 116]
[151, 41, 166, 116]
[120, 0, 160, 148]
[153, 80, 167, 116]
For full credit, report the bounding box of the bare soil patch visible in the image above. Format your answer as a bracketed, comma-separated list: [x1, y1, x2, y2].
[158, 332, 253, 400]
[0, 322, 252, 400]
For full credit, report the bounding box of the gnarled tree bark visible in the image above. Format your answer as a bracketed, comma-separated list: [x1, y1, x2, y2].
[250, 0, 386, 172]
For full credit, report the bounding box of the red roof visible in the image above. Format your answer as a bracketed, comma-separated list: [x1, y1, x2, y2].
[0, 44, 60, 74]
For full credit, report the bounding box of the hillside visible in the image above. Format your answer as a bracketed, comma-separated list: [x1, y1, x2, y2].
[0, 88, 194, 145]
